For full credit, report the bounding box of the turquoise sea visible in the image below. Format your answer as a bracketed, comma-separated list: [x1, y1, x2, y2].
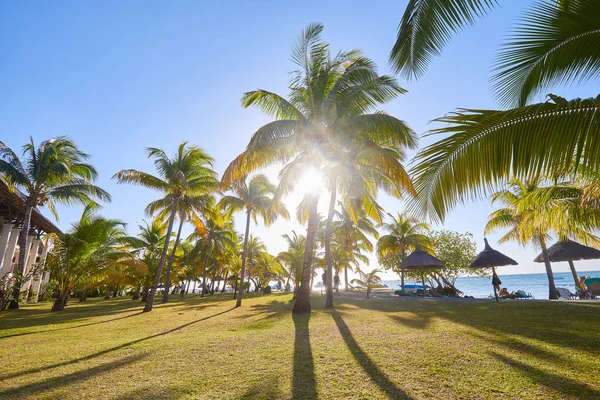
[382, 270, 600, 299]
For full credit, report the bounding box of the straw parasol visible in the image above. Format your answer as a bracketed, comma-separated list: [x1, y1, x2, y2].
[400, 244, 444, 296]
[534, 240, 600, 293]
[470, 238, 518, 302]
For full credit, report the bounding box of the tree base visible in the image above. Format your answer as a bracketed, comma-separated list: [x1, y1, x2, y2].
[161, 293, 169, 303]
[7, 300, 19, 310]
[292, 296, 311, 314]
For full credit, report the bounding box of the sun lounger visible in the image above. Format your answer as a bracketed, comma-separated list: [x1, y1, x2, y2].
[556, 287, 576, 299]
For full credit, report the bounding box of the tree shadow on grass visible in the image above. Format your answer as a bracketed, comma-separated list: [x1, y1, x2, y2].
[490, 351, 600, 399]
[331, 310, 413, 400]
[0, 353, 147, 398]
[292, 313, 318, 400]
[1, 311, 144, 339]
[0, 307, 235, 381]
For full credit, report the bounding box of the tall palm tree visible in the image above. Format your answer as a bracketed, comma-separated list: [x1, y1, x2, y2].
[223, 24, 416, 314]
[0, 137, 110, 309]
[393, 1, 600, 222]
[189, 217, 236, 298]
[148, 193, 217, 303]
[219, 174, 288, 306]
[114, 142, 218, 312]
[377, 212, 432, 290]
[333, 206, 379, 291]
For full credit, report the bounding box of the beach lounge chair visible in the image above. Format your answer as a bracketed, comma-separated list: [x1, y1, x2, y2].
[556, 287, 576, 299]
[512, 290, 534, 299]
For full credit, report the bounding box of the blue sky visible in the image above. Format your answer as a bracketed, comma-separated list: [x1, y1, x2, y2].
[2, 0, 600, 279]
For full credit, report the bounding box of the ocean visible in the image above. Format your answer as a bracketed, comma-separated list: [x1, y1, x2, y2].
[381, 270, 600, 299]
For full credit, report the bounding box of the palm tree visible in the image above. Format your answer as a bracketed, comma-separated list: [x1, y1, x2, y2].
[114, 142, 218, 312]
[189, 217, 236, 298]
[0, 137, 110, 309]
[393, 1, 600, 222]
[45, 205, 125, 311]
[332, 205, 379, 291]
[223, 24, 416, 314]
[350, 268, 383, 299]
[148, 193, 217, 303]
[219, 174, 288, 306]
[377, 212, 432, 290]
[277, 231, 306, 298]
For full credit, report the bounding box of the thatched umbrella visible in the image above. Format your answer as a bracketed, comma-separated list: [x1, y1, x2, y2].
[400, 244, 444, 296]
[534, 240, 600, 293]
[470, 238, 518, 302]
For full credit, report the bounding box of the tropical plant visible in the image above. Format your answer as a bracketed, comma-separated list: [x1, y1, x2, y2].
[223, 24, 417, 314]
[350, 268, 383, 299]
[333, 205, 379, 291]
[45, 205, 125, 311]
[148, 192, 218, 303]
[277, 231, 306, 298]
[114, 142, 218, 312]
[397, 1, 600, 222]
[377, 212, 432, 289]
[220, 174, 288, 306]
[0, 137, 110, 309]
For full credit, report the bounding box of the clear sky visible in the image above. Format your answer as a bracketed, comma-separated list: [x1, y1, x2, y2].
[2, 1, 600, 280]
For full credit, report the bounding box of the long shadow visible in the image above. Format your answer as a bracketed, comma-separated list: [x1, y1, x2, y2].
[331, 310, 412, 400]
[491, 351, 600, 399]
[1, 311, 143, 339]
[0, 307, 235, 381]
[292, 313, 318, 400]
[0, 353, 146, 398]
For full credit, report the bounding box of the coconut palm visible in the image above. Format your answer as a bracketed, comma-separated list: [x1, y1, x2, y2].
[350, 268, 383, 299]
[219, 174, 288, 306]
[331, 204, 379, 292]
[45, 205, 125, 311]
[188, 216, 236, 298]
[377, 212, 432, 290]
[114, 142, 217, 312]
[0, 137, 110, 309]
[223, 24, 416, 314]
[148, 193, 218, 303]
[277, 231, 306, 298]
[395, 1, 600, 222]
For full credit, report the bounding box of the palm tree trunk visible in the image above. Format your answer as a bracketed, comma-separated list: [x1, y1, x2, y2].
[52, 290, 69, 312]
[293, 194, 319, 314]
[141, 286, 148, 302]
[401, 268, 405, 291]
[324, 181, 336, 308]
[232, 276, 238, 299]
[201, 253, 210, 298]
[568, 259, 582, 293]
[236, 210, 252, 307]
[144, 196, 179, 312]
[162, 218, 184, 303]
[539, 238, 558, 300]
[79, 288, 88, 302]
[344, 266, 348, 291]
[132, 285, 141, 300]
[421, 272, 427, 297]
[221, 271, 229, 293]
[8, 202, 34, 310]
[210, 264, 217, 294]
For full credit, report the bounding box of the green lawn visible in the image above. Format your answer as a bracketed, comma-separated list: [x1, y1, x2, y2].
[1, 293, 599, 399]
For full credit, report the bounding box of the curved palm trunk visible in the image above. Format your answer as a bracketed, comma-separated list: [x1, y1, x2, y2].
[568, 259, 583, 293]
[539, 238, 558, 300]
[52, 291, 69, 312]
[8, 202, 34, 309]
[293, 194, 319, 314]
[221, 271, 229, 293]
[324, 182, 336, 308]
[210, 265, 217, 294]
[201, 253, 210, 298]
[236, 210, 252, 307]
[162, 218, 184, 303]
[144, 197, 179, 312]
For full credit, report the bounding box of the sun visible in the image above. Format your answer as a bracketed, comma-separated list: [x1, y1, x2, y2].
[296, 168, 324, 196]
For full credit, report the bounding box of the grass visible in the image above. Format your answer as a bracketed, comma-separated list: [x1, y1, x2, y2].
[1, 293, 599, 399]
